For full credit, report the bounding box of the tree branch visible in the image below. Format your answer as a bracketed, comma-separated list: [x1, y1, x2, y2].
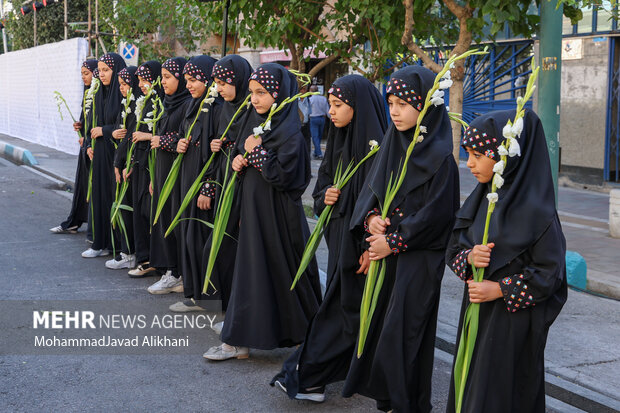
[308, 54, 340, 78]
[400, 0, 443, 73]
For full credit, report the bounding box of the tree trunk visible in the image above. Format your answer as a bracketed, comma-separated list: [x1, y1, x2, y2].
[449, 71, 464, 162]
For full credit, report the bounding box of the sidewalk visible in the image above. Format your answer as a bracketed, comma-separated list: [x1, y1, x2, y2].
[2, 132, 620, 411]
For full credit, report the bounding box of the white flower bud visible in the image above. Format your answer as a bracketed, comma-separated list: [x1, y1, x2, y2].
[253, 126, 264, 136]
[264, 120, 272, 131]
[493, 173, 504, 189]
[419, 125, 427, 134]
[439, 79, 453, 90]
[417, 135, 424, 143]
[369, 140, 378, 149]
[486, 192, 498, 203]
[498, 145, 508, 156]
[502, 122, 516, 139]
[511, 117, 523, 137]
[508, 137, 521, 157]
[492, 160, 505, 174]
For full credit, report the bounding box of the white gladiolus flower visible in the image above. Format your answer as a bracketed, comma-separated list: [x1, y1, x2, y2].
[419, 125, 427, 134]
[121, 98, 126, 105]
[369, 140, 378, 149]
[205, 97, 215, 105]
[511, 117, 523, 137]
[121, 111, 127, 119]
[498, 145, 508, 156]
[209, 83, 219, 97]
[430, 90, 444, 106]
[417, 135, 424, 143]
[146, 111, 153, 117]
[486, 192, 498, 203]
[264, 120, 272, 131]
[442, 70, 452, 80]
[130, 94, 136, 101]
[493, 173, 504, 189]
[502, 123, 516, 139]
[449, 62, 455, 69]
[508, 137, 521, 157]
[126, 107, 131, 114]
[439, 79, 453, 89]
[493, 160, 505, 174]
[147, 123, 153, 131]
[253, 126, 264, 136]
[201, 107, 210, 113]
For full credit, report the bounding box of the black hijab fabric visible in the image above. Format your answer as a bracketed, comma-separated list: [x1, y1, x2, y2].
[136, 60, 164, 100]
[161, 57, 191, 118]
[314, 74, 387, 218]
[182, 55, 218, 132]
[95, 53, 127, 127]
[350, 65, 453, 229]
[456, 109, 558, 276]
[237, 63, 302, 149]
[212, 54, 253, 142]
[82, 59, 99, 73]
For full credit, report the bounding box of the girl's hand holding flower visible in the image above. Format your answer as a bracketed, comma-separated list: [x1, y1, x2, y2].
[366, 234, 392, 261]
[232, 154, 248, 172]
[466, 279, 503, 303]
[132, 131, 152, 143]
[114, 168, 121, 184]
[210, 139, 223, 153]
[79, 137, 84, 147]
[367, 215, 391, 235]
[468, 242, 495, 268]
[91, 127, 103, 139]
[244, 134, 262, 153]
[324, 187, 341, 206]
[177, 139, 189, 154]
[151, 135, 160, 149]
[112, 129, 127, 140]
[73, 121, 82, 131]
[87, 147, 94, 160]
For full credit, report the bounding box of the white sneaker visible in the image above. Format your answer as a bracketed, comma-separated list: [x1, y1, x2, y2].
[274, 380, 325, 403]
[50, 225, 77, 234]
[147, 272, 183, 295]
[212, 321, 224, 335]
[81, 248, 110, 258]
[169, 299, 206, 313]
[203, 343, 249, 361]
[105, 253, 136, 269]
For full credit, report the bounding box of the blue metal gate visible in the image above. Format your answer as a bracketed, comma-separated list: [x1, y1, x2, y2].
[605, 37, 620, 182]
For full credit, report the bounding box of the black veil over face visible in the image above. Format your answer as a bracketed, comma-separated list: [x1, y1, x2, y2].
[351, 65, 453, 228]
[315, 74, 387, 217]
[457, 109, 557, 275]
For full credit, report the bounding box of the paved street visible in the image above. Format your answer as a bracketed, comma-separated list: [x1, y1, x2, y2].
[0, 152, 619, 412]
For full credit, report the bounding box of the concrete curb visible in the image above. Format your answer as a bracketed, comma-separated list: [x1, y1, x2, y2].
[0, 140, 39, 166]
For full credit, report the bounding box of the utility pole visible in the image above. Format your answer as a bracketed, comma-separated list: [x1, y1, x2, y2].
[1, 0, 8, 53]
[88, 0, 92, 56]
[221, 0, 230, 57]
[33, 5, 37, 47]
[95, 0, 99, 57]
[538, 0, 563, 205]
[64, 0, 68, 40]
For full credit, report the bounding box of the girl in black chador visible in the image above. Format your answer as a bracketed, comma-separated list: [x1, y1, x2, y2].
[124, 60, 164, 278]
[271, 74, 387, 403]
[343, 65, 460, 412]
[146, 57, 192, 294]
[104, 65, 142, 271]
[446, 109, 567, 413]
[203, 63, 321, 361]
[199, 54, 253, 315]
[166, 55, 223, 312]
[82, 53, 126, 258]
[50, 59, 98, 236]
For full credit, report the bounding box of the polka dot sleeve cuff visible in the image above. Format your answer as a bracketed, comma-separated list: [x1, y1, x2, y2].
[200, 182, 216, 198]
[450, 249, 473, 281]
[247, 145, 268, 172]
[160, 132, 179, 153]
[386, 232, 408, 254]
[363, 208, 381, 232]
[499, 274, 535, 312]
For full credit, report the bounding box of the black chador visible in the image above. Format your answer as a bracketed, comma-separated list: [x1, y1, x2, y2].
[175, 55, 222, 300]
[111, 65, 142, 257]
[446, 110, 567, 413]
[57, 59, 98, 232]
[201, 54, 253, 311]
[149, 57, 191, 276]
[219, 63, 322, 350]
[88, 53, 126, 253]
[130, 60, 164, 267]
[343, 65, 460, 413]
[272, 74, 387, 397]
